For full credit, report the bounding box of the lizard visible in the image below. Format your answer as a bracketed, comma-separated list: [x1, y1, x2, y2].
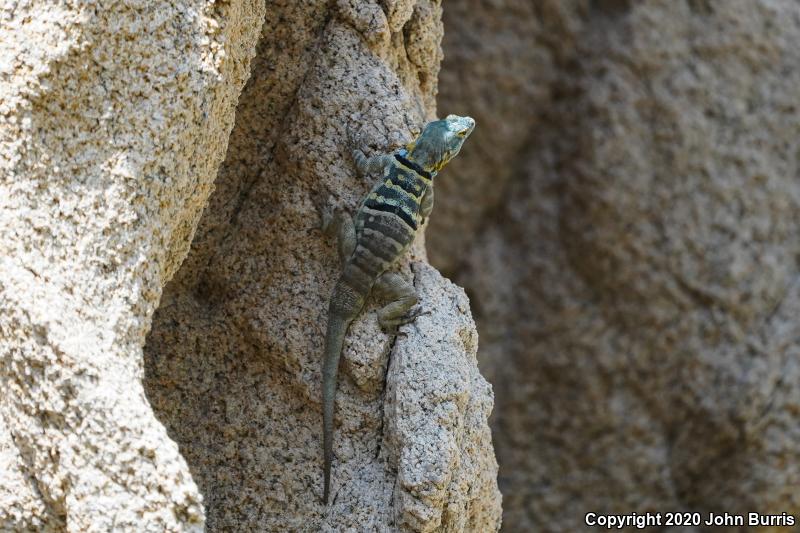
[320, 114, 475, 504]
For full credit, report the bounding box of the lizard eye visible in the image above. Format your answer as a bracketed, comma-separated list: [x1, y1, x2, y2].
[457, 130, 468, 137]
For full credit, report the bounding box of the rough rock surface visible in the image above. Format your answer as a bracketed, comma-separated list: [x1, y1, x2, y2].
[433, 1, 800, 531]
[143, 1, 501, 531]
[0, 1, 265, 530]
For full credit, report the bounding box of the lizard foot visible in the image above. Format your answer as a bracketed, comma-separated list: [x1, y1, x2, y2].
[345, 119, 367, 153]
[378, 306, 429, 334]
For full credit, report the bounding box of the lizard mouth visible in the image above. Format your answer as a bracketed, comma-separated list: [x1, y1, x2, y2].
[455, 117, 475, 138]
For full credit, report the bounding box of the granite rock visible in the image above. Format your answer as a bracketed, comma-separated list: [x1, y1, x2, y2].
[0, 1, 265, 530]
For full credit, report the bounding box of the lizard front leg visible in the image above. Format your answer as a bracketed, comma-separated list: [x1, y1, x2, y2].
[373, 271, 423, 332]
[420, 184, 434, 223]
[353, 149, 393, 179]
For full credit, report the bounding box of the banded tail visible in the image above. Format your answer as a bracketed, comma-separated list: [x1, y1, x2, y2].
[322, 279, 363, 503]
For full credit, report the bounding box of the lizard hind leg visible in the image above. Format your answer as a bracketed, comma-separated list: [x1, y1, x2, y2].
[336, 212, 356, 265]
[373, 271, 423, 332]
[322, 209, 356, 265]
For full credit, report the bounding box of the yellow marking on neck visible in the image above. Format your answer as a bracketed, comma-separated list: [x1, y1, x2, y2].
[394, 158, 415, 173]
[394, 158, 432, 184]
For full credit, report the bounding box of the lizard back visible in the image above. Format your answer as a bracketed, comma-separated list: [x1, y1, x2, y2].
[342, 154, 432, 292]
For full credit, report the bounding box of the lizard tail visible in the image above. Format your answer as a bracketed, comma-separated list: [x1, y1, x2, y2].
[322, 310, 353, 504]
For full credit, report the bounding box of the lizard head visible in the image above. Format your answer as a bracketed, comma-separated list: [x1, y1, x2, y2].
[406, 114, 475, 173]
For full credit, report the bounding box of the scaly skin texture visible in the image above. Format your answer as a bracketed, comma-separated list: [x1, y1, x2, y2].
[321, 115, 475, 503]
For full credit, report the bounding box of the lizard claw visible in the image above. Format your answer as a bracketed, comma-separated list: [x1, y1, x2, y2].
[345, 120, 367, 153]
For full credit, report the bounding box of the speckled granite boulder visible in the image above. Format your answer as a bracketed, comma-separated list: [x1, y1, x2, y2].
[0, 1, 265, 530]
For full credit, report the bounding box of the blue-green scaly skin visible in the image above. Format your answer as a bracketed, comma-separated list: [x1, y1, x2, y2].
[322, 115, 475, 503]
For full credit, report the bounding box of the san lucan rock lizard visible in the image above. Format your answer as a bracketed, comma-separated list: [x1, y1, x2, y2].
[320, 114, 475, 503]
